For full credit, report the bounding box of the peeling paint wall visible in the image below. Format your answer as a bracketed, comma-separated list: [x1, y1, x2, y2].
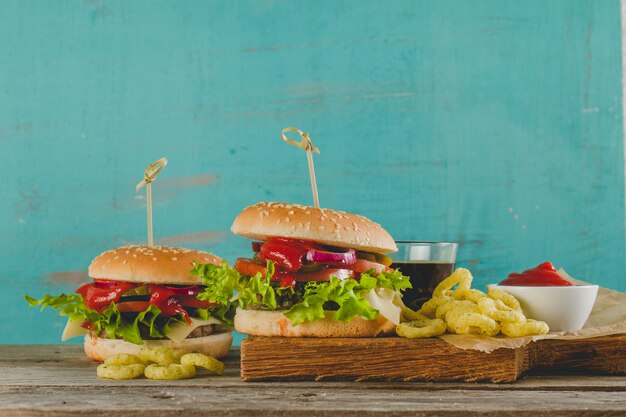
[1, 0, 624, 344]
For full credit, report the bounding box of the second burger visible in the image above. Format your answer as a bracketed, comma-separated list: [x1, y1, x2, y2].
[198, 202, 411, 337]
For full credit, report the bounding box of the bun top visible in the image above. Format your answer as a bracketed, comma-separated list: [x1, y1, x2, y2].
[88, 245, 222, 285]
[231, 202, 397, 253]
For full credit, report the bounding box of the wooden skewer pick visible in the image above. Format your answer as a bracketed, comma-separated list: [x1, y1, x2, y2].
[135, 157, 168, 247]
[281, 127, 321, 208]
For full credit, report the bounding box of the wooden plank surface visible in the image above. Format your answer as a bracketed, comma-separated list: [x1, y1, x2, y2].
[241, 334, 626, 383]
[241, 336, 529, 383]
[2, 345, 626, 416]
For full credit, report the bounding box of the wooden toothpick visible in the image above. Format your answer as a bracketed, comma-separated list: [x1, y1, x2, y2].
[281, 127, 321, 208]
[135, 157, 168, 247]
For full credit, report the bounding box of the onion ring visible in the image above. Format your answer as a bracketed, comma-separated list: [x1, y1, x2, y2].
[488, 288, 522, 311]
[501, 319, 549, 337]
[104, 354, 145, 366]
[396, 317, 446, 338]
[453, 288, 487, 303]
[435, 300, 476, 320]
[446, 306, 500, 337]
[139, 347, 181, 366]
[419, 295, 454, 316]
[478, 297, 525, 324]
[97, 363, 145, 380]
[432, 268, 472, 297]
[180, 353, 225, 375]
[144, 363, 196, 380]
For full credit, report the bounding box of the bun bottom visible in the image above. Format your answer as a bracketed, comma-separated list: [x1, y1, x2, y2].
[83, 332, 233, 362]
[234, 308, 395, 337]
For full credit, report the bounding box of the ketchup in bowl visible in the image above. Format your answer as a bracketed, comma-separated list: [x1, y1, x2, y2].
[499, 262, 573, 287]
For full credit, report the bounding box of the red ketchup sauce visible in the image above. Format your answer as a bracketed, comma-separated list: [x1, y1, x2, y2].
[76, 281, 138, 311]
[499, 262, 573, 286]
[148, 285, 195, 325]
[76, 280, 208, 325]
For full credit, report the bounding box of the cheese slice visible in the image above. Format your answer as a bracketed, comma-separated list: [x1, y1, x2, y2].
[61, 317, 88, 341]
[166, 317, 222, 343]
[364, 288, 401, 325]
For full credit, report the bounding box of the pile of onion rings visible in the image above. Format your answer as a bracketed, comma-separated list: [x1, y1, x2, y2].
[397, 268, 549, 339]
[96, 347, 225, 380]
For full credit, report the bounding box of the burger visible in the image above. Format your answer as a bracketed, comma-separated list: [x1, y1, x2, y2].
[26, 245, 234, 361]
[197, 202, 411, 337]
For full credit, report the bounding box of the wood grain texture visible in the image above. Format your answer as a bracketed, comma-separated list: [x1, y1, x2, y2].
[241, 335, 626, 383]
[2, 0, 625, 346]
[2, 346, 626, 417]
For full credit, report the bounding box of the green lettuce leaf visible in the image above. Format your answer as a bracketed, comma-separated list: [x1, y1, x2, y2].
[25, 294, 206, 345]
[193, 260, 411, 327]
[191, 260, 239, 326]
[285, 272, 380, 326]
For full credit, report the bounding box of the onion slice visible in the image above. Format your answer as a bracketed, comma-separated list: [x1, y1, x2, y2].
[306, 248, 356, 265]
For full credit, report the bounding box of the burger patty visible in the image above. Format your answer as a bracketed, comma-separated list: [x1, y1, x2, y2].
[187, 324, 214, 338]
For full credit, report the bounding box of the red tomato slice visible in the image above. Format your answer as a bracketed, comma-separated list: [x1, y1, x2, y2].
[234, 258, 269, 277]
[294, 268, 354, 282]
[116, 301, 150, 313]
[349, 259, 386, 275]
[176, 295, 219, 309]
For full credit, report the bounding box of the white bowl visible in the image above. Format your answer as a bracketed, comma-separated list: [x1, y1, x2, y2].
[486, 284, 598, 333]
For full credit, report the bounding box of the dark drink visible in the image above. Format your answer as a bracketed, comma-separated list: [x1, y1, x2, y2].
[391, 261, 455, 310]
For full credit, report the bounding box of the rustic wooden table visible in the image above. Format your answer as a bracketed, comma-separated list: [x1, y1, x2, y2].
[1, 345, 625, 416]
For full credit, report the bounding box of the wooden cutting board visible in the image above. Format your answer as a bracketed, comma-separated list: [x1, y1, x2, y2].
[240, 334, 626, 383]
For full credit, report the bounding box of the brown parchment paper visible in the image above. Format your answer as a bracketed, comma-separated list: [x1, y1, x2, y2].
[438, 274, 626, 353]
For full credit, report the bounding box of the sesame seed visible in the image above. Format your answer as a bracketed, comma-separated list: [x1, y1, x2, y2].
[153, 257, 157, 261]
[305, 211, 311, 215]
[122, 260, 127, 264]
[288, 210, 294, 215]
[133, 254, 137, 258]
[172, 257, 178, 261]
[125, 250, 130, 254]
[285, 217, 290, 223]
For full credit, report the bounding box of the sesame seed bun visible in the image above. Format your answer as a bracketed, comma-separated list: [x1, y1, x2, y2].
[83, 331, 233, 362]
[234, 308, 395, 337]
[88, 245, 222, 285]
[231, 202, 398, 253]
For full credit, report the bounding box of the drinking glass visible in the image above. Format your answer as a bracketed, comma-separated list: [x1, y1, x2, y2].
[390, 241, 458, 310]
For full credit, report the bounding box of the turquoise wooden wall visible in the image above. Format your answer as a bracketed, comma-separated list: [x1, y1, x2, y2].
[3, 0, 624, 344]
